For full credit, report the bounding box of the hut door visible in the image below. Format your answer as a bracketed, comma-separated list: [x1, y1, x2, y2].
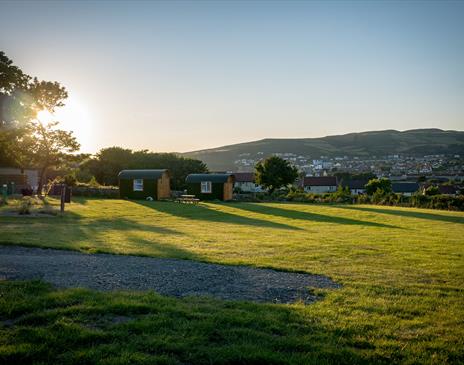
[223, 182, 233, 201]
[157, 174, 170, 200]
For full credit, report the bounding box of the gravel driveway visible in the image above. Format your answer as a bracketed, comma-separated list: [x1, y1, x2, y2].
[0, 246, 340, 304]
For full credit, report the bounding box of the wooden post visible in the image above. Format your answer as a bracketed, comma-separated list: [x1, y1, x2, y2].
[60, 184, 65, 214]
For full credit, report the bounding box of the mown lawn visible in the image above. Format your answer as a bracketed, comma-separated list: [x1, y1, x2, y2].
[1, 198, 463, 364]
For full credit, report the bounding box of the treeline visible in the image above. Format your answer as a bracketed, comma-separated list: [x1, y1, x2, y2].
[77, 147, 207, 190]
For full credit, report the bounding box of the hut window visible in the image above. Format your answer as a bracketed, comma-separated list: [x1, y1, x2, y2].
[133, 179, 144, 191]
[200, 181, 212, 193]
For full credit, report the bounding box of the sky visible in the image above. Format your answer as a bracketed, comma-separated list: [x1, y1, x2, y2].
[1, 0, 463, 153]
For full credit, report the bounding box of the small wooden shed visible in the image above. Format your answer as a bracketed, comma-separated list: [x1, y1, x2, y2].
[118, 169, 170, 200]
[185, 173, 235, 201]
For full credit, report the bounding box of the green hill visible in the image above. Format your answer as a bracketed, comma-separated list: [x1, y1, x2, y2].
[184, 129, 464, 170]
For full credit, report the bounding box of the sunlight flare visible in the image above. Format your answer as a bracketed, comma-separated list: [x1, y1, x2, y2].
[36, 95, 95, 152]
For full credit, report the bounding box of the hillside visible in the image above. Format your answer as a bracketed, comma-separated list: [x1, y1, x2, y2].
[184, 129, 464, 170]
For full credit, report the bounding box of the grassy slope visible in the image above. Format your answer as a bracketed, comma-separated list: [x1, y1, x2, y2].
[1, 198, 463, 364]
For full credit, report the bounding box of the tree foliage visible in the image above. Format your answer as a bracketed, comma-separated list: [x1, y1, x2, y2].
[365, 178, 392, 195]
[22, 121, 80, 193]
[81, 147, 208, 190]
[334, 172, 376, 184]
[0, 51, 69, 168]
[255, 156, 299, 193]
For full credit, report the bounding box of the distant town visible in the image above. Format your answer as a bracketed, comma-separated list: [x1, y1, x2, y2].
[232, 152, 464, 181]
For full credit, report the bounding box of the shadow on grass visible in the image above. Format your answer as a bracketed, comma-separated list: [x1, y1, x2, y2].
[336, 205, 464, 225]
[0, 280, 378, 365]
[133, 201, 302, 231]
[231, 203, 401, 229]
[2, 211, 201, 261]
[81, 217, 183, 236]
[69, 196, 120, 205]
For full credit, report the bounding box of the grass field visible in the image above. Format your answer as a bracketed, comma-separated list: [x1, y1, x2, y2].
[1, 198, 463, 364]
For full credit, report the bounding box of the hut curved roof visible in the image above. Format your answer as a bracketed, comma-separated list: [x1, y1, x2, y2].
[118, 169, 169, 179]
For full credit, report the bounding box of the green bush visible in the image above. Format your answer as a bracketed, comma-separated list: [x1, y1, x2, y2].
[332, 185, 352, 203]
[355, 194, 371, 204]
[424, 185, 440, 196]
[18, 197, 33, 215]
[286, 190, 316, 203]
[411, 193, 429, 207]
[365, 178, 392, 195]
[371, 188, 387, 204]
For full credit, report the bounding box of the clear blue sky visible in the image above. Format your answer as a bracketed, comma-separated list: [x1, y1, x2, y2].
[1, 0, 463, 153]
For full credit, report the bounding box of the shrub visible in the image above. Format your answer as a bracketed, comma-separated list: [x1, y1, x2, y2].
[18, 197, 33, 215]
[424, 185, 440, 196]
[411, 193, 429, 207]
[286, 190, 315, 203]
[356, 194, 371, 204]
[332, 185, 352, 203]
[371, 188, 387, 204]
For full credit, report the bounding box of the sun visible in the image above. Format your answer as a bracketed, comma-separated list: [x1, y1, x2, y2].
[36, 109, 54, 124]
[34, 95, 95, 152]
[57, 96, 95, 152]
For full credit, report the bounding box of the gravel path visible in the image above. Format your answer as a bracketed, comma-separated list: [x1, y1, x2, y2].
[0, 246, 340, 304]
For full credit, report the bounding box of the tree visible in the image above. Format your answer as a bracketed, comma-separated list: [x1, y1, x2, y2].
[1, 51, 68, 167]
[334, 172, 376, 187]
[81, 147, 134, 186]
[255, 156, 298, 193]
[365, 178, 392, 195]
[21, 120, 80, 194]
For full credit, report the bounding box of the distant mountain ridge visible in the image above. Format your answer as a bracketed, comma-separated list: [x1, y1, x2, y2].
[183, 129, 464, 171]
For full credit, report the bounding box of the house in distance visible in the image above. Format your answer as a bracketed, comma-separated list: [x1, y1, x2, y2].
[301, 176, 338, 194]
[340, 179, 370, 195]
[118, 169, 170, 200]
[186, 173, 235, 201]
[233, 172, 264, 193]
[392, 182, 420, 196]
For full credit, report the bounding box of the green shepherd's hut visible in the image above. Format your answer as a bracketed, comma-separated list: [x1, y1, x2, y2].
[119, 169, 171, 200]
[185, 173, 234, 201]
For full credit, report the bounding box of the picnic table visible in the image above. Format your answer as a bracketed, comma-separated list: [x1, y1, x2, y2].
[176, 194, 200, 204]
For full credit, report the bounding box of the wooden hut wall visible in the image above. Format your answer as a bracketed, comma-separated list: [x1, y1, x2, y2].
[157, 172, 171, 199]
